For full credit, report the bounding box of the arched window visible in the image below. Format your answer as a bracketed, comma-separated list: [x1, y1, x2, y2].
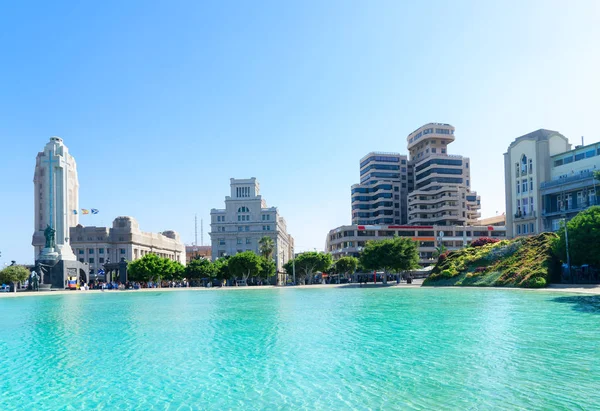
[238, 206, 249, 213]
[521, 155, 527, 174]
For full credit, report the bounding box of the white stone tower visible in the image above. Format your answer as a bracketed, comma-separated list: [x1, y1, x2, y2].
[32, 137, 79, 261]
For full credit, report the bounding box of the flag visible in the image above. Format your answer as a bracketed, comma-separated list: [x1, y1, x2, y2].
[91, 209, 99, 214]
[81, 209, 89, 215]
[72, 210, 78, 215]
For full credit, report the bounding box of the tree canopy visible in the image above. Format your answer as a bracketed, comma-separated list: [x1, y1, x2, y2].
[334, 256, 358, 277]
[185, 258, 215, 280]
[0, 265, 29, 284]
[228, 251, 263, 281]
[554, 206, 600, 267]
[286, 252, 332, 284]
[258, 256, 276, 281]
[213, 256, 231, 281]
[360, 237, 419, 273]
[127, 253, 180, 282]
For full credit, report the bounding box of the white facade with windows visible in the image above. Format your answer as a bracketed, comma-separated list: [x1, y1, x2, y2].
[407, 123, 481, 226]
[504, 129, 571, 238]
[209, 178, 294, 273]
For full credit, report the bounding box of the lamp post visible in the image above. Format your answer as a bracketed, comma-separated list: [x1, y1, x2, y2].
[562, 217, 572, 283]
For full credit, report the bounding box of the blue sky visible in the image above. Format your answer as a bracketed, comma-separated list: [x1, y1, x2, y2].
[1, 0, 599, 266]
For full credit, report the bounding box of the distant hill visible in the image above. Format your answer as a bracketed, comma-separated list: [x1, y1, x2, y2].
[423, 233, 561, 288]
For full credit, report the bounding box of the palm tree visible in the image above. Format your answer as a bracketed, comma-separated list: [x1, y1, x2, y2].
[258, 236, 275, 260]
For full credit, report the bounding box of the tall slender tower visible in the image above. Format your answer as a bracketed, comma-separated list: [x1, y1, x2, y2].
[32, 137, 79, 260]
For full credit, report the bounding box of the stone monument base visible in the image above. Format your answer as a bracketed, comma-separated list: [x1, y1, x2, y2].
[36, 258, 90, 289]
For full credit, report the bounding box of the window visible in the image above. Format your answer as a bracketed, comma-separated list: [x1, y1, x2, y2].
[219, 239, 225, 246]
[441, 149, 446, 154]
[89, 258, 94, 264]
[78, 249, 84, 255]
[246, 238, 251, 244]
[575, 152, 585, 161]
[530, 197, 534, 213]
[529, 178, 533, 191]
[245, 226, 249, 232]
[88, 248, 94, 254]
[120, 249, 126, 255]
[238, 206, 250, 213]
[238, 226, 243, 232]
[523, 224, 528, 234]
[99, 248, 104, 254]
[528, 159, 533, 174]
[465, 162, 468, 168]
[521, 155, 527, 174]
[237, 238, 242, 245]
[522, 180, 528, 193]
[517, 184, 520, 194]
[585, 150, 595, 158]
[238, 215, 241, 221]
[99, 257, 104, 264]
[517, 225, 521, 235]
[79, 258, 84, 263]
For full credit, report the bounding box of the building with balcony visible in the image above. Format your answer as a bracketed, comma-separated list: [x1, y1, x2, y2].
[407, 123, 481, 226]
[539, 142, 600, 231]
[351, 152, 411, 225]
[209, 178, 294, 274]
[505, 129, 600, 238]
[326, 224, 506, 266]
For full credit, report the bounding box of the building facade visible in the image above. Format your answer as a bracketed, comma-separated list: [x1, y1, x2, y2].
[540, 141, 600, 231]
[70, 216, 186, 279]
[185, 245, 212, 263]
[407, 123, 481, 226]
[351, 152, 411, 225]
[32, 137, 80, 260]
[326, 224, 506, 266]
[504, 129, 571, 238]
[209, 178, 294, 273]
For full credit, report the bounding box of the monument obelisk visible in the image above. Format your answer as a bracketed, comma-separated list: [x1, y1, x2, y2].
[32, 137, 83, 288]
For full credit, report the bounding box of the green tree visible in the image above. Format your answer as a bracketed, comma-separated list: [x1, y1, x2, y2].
[360, 237, 419, 275]
[594, 170, 600, 182]
[0, 265, 29, 288]
[128, 253, 172, 283]
[258, 256, 276, 283]
[228, 251, 263, 282]
[258, 236, 275, 259]
[213, 256, 231, 283]
[334, 256, 358, 280]
[432, 244, 447, 259]
[554, 206, 600, 266]
[292, 252, 332, 284]
[162, 260, 185, 281]
[186, 258, 215, 282]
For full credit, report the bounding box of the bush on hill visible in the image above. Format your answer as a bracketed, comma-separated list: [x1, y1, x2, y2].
[424, 232, 560, 288]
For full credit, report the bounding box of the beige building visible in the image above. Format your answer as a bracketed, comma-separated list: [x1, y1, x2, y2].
[326, 223, 506, 266]
[407, 123, 481, 226]
[503, 129, 571, 238]
[209, 178, 294, 274]
[185, 245, 212, 263]
[32, 137, 80, 260]
[70, 216, 186, 279]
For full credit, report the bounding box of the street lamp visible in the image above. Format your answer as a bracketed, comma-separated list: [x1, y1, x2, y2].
[562, 217, 572, 283]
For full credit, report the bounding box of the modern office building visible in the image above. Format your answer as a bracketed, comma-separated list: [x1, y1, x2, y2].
[326, 223, 506, 265]
[407, 123, 481, 226]
[503, 129, 573, 237]
[351, 152, 411, 225]
[209, 178, 294, 274]
[70, 216, 186, 279]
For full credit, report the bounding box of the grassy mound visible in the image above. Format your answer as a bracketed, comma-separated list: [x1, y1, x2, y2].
[423, 233, 561, 288]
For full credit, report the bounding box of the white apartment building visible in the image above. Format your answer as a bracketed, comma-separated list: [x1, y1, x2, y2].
[503, 129, 571, 238]
[209, 178, 294, 273]
[407, 123, 481, 226]
[351, 152, 412, 225]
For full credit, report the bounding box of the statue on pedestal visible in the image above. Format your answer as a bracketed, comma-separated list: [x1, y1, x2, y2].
[44, 225, 56, 249]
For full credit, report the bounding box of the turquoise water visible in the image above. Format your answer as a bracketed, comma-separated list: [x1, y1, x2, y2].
[1, 288, 599, 410]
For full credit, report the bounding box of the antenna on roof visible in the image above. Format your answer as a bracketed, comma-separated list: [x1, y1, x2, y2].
[194, 214, 198, 246]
